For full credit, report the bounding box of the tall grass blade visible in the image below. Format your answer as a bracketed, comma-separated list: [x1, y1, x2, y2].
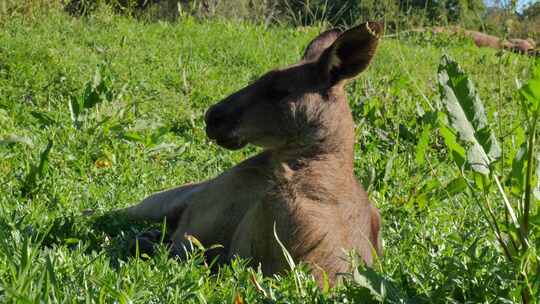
[20, 139, 53, 197]
[273, 222, 304, 296]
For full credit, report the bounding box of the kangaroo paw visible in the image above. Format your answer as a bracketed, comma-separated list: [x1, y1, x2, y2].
[130, 230, 164, 257]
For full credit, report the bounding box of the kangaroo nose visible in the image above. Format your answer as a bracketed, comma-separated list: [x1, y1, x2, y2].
[205, 105, 224, 127]
[204, 107, 212, 125]
[205, 105, 227, 139]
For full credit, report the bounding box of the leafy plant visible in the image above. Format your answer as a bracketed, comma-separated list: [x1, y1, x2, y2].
[438, 55, 540, 303]
[69, 63, 116, 128]
[119, 126, 171, 149]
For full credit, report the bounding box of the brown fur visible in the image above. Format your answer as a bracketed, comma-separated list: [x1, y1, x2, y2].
[406, 27, 538, 56]
[440, 28, 538, 56]
[466, 30, 505, 49]
[507, 38, 536, 54]
[465, 30, 536, 54]
[119, 22, 383, 285]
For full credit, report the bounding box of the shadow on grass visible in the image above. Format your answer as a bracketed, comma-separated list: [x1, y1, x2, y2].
[37, 210, 160, 267]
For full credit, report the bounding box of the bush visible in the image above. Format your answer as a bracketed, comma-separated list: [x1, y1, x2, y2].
[0, 0, 63, 22]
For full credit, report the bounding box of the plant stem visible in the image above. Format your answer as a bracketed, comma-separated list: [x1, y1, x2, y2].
[465, 175, 514, 261]
[494, 176, 521, 232]
[484, 196, 513, 261]
[521, 288, 530, 304]
[523, 110, 538, 239]
[495, 175, 530, 250]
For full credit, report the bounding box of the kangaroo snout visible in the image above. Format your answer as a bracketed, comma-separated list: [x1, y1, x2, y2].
[204, 104, 226, 139]
[204, 103, 246, 150]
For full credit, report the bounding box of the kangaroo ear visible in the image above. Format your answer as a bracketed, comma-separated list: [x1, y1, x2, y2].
[319, 21, 383, 85]
[302, 28, 342, 61]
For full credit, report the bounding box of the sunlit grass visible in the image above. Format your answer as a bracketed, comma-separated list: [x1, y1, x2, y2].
[0, 7, 535, 303]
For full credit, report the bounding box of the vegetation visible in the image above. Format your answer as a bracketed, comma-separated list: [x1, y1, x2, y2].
[0, 3, 539, 303]
[3, 0, 538, 41]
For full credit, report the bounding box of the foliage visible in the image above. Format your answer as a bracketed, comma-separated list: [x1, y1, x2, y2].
[398, 0, 485, 26]
[438, 55, 501, 175]
[483, 3, 540, 42]
[0, 6, 536, 303]
[522, 2, 540, 20]
[3, 0, 538, 42]
[0, 0, 63, 23]
[438, 55, 540, 303]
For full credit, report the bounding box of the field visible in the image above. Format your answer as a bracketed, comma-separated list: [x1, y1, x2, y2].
[0, 6, 538, 303]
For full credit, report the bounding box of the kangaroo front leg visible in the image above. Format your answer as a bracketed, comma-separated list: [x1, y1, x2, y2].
[167, 154, 272, 259]
[121, 153, 271, 260]
[120, 182, 203, 222]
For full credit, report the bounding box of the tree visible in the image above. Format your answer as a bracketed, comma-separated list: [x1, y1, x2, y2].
[522, 1, 540, 19]
[399, 0, 485, 25]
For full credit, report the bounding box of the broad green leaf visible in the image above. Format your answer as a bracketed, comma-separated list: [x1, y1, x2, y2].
[415, 125, 430, 166]
[439, 124, 466, 168]
[82, 82, 101, 110]
[510, 143, 527, 197]
[83, 64, 110, 109]
[21, 140, 53, 197]
[148, 126, 169, 147]
[30, 111, 56, 126]
[530, 212, 540, 228]
[120, 131, 145, 143]
[438, 55, 500, 175]
[0, 134, 32, 146]
[409, 179, 441, 209]
[382, 155, 394, 182]
[36, 140, 53, 176]
[519, 59, 540, 114]
[351, 266, 404, 303]
[473, 171, 487, 191]
[444, 177, 467, 197]
[521, 79, 540, 102]
[68, 96, 81, 127]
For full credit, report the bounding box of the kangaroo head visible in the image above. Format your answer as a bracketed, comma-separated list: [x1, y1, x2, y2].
[204, 22, 382, 151]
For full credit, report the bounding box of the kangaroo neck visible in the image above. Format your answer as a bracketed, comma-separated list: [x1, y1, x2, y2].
[264, 131, 356, 180]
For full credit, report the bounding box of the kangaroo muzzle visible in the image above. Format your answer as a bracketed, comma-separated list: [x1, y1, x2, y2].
[204, 103, 246, 150]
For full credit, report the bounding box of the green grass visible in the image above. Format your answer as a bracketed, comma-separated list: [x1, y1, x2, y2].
[0, 7, 536, 303]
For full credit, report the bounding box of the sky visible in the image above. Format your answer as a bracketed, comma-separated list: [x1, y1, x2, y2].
[485, 0, 537, 11]
[516, 0, 535, 10]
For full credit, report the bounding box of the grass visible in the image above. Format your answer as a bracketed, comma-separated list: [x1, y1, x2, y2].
[0, 6, 536, 303]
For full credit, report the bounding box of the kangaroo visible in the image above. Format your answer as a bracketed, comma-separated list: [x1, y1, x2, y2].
[120, 22, 383, 285]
